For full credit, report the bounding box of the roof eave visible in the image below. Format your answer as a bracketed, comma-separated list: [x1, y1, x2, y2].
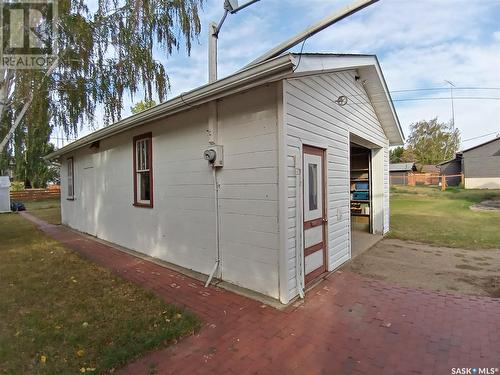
[45, 55, 295, 160]
[372, 56, 404, 146]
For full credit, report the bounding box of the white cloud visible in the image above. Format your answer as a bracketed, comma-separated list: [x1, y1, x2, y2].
[71, 0, 500, 151]
[294, 0, 500, 146]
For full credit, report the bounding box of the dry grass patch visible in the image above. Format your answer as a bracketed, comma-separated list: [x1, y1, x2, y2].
[0, 213, 200, 374]
[23, 199, 62, 225]
[388, 186, 500, 249]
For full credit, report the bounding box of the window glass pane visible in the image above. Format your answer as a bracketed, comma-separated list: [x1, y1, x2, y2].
[136, 141, 141, 170]
[140, 140, 145, 170]
[139, 171, 150, 201]
[136, 139, 150, 171]
[143, 139, 149, 170]
[308, 163, 318, 211]
[67, 159, 74, 197]
[141, 141, 145, 170]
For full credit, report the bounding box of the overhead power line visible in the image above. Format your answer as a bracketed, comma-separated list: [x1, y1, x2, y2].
[390, 86, 500, 93]
[393, 96, 500, 102]
[462, 131, 500, 143]
[338, 96, 500, 108]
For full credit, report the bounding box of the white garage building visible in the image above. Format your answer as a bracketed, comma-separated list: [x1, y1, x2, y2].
[47, 53, 404, 304]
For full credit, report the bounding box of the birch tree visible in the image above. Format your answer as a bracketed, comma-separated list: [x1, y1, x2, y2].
[0, 0, 204, 186]
[405, 118, 461, 166]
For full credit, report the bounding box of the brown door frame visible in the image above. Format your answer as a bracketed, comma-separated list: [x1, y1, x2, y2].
[303, 145, 328, 285]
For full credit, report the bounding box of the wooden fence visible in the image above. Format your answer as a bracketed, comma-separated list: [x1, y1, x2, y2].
[407, 173, 440, 186]
[390, 173, 440, 186]
[390, 173, 464, 190]
[439, 174, 465, 191]
[10, 186, 60, 201]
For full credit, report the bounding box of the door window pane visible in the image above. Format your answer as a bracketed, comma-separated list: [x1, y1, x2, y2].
[308, 163, 318, 210]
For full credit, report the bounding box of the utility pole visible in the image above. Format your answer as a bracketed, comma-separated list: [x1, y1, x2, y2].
[244, 0, 379, 68]
[208, 0, 261, 83]
[208, 22, 218, 83]
[445, 80, 455, 129]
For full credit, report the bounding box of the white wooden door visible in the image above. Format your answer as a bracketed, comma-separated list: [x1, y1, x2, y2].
[303, 145, 327, 285]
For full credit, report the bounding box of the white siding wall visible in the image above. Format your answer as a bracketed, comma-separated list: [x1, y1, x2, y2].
[283, 70, 390, 301]
[217, 84, 280, 298]
[60, 84, 281, 299]
[463, 138, 500, 189]
[384, 146, 390, 230]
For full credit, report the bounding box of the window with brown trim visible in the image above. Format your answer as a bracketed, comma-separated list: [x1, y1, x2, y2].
[67, 157, 74, 200]
[133, 133, 153, 207]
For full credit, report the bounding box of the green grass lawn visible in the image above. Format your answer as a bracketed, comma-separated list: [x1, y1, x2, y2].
[0, 213, 200, 374]
[388, 186, 500, 249]
[24, 199, 62, 225]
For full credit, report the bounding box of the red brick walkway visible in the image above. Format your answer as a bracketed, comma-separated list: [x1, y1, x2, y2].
[22, 212, 500, 375]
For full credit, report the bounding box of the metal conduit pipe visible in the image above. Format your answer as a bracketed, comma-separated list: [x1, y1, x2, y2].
[205, 166, 220, 287]
[294, 155, 305, 298]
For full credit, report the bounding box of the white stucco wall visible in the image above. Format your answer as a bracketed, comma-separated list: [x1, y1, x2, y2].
[60, 84, 281, 299]
[282, 69, 390, 301]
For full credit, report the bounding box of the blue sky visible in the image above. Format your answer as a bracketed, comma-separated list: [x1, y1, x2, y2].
[55, 0, 500, 149]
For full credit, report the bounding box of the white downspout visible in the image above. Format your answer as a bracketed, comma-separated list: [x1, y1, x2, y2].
[294, 155, 305, 298]
[205, 166, 220, 287]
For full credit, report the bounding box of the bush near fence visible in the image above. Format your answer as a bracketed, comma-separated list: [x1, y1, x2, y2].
[10, 186, 60, 201]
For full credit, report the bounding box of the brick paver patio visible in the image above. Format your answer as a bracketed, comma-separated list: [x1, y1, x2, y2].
[22, 212, 500, 375]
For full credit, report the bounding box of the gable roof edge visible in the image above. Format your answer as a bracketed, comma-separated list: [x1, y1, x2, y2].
[461, 136, 500, 153]
[46, 55, 295, 160]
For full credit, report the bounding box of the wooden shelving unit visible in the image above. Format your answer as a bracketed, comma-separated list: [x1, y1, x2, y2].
[350, 151, 371, 232]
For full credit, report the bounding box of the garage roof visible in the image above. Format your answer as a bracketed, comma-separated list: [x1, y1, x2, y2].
[461, 136, 500, 153]
[389, 163, 416, 172]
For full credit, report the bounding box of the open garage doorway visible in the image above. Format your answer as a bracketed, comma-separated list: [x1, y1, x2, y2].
[350, 137, 384, 258]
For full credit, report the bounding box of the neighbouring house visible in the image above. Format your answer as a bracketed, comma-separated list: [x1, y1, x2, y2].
[415, 164, 440, 185]
[389, 162, 416, 185]
[46, 53, 404, 304]
[437, 153, 463, 186]
[419, 164, 439, 174]
[461, 137, 500, 189]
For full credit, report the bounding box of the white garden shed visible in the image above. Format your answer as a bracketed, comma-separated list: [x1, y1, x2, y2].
[47, 53, 404, 304]
[0, 176, 10, 213]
